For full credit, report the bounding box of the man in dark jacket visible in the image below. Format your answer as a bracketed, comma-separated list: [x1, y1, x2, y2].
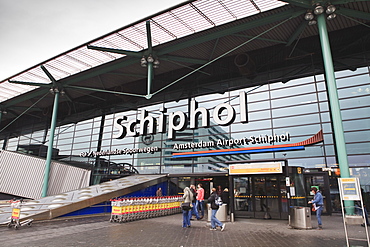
[221, 188, 230, 215]
[189, 185, 201, 220]
[208, 187, 226, 231]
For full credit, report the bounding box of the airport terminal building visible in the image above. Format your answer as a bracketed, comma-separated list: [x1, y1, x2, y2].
[0, 0, 369, 219]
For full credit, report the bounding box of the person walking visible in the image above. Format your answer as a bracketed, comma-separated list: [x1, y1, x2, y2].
[196, 183, 205, 218]
[208, 187, 226, 231]
[221, 188, 230, 214]
[182, 187, 193, 228]
[308, 187, 324, 230]
[156, 187, 163, 197]
[189, 185, 201, 220]
[216, 185, 222, 196]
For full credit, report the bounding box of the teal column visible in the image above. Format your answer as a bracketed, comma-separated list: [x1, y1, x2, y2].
[147, 61, 153, 99]
[317, 14, 353, 213]
[41, 90, 60, 197]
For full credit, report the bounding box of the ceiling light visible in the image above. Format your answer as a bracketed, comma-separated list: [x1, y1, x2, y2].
[153, 59, 160, 69]
[140, 57, 147, 67]
[304, 12, 314, 21]
[327, 13, 336, 20]
[326, 5, 336, 14]
[308, 20, 317, 26]
[147, 55, 154, 63]
[314, 5, 324, 15]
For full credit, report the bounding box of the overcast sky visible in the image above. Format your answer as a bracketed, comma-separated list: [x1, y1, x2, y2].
[0, 0, 185, 81]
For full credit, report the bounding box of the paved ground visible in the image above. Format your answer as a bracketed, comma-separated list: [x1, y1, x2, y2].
[1, 213, 370, 247]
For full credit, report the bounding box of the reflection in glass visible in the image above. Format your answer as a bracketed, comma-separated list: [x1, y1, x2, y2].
[272, 104, 318, 118]
[270, 84, 316, 100]
[272, 93, 318, 109]
[341, 107, 370, 120]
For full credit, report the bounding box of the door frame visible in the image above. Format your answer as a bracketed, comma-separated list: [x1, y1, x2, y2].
[303, 171, 332, 215]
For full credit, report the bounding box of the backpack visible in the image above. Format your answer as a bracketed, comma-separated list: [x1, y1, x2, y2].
[215, 194, 223, 206]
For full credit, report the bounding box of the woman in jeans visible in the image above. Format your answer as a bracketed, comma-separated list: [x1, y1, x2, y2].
[182, 187, 193, 228]
[208, 187, 226, 231]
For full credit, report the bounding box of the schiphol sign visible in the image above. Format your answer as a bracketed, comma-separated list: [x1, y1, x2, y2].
[113, 91, 248, 140]
[173, 133, 291, 150]
[80, 89, 324, 158]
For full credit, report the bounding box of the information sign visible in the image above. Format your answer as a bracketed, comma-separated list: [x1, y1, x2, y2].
[338, 177, 360, 201]
[229, 162, 282, 175]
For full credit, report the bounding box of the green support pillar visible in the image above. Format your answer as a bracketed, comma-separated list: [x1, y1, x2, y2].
[145, 21, 153, 100]
[147, 61, 153, 98]
[41, 90, 60, 197]
[317, 14, 353, 213]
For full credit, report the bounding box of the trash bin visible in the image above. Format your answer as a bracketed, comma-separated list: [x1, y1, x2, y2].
[207, 203, 227, 222]
[289, 206, 312, 229]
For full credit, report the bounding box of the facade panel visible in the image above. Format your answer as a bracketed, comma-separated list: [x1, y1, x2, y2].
[2, 67, 369, 187]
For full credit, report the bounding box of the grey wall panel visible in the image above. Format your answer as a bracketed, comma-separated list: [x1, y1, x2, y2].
[0, 150, 44, 199]
[48, 161, 90, 195]
[0, 150, 90, 199]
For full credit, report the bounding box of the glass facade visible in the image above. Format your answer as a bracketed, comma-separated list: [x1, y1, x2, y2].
[2, 66, 370, 187]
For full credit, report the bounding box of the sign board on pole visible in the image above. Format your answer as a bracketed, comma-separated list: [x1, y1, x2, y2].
[338, 177, 360, 201]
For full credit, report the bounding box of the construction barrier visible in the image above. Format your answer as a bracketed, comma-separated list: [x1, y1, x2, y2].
[109, 196, 182, 223]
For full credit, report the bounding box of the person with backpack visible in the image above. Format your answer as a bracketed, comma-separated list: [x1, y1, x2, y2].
[208, 187, 226, 231]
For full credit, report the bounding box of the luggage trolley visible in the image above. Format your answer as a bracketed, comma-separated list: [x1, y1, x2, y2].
[108, 195, 183, 223]
[110, 198, 124, 223]
[7, 199, 33, 230]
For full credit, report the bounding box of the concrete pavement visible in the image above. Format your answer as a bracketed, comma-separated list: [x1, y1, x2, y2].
[1, 213, 369, 247]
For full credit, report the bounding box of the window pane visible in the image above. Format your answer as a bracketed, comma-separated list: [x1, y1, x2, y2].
[341, 107, 370, 120]
[347, 143, 370, 155]
[344, 130, 370, 143]
[273, 114, 320, 128]
[340, 96, 370, 110]
[270, 84, 316, 99]
[272, 104, 318, 118]
[343, 119, 370, 131]
[272, 94, 318, 108]
[338, 86, 370, 98]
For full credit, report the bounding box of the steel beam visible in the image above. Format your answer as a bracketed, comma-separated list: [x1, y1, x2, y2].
[65, 85, 145, 98]
[8, 80, 51, 88]
[286, 21, 307, 47]
[337, 7, 370, 21]
[87, 45, 143, 57]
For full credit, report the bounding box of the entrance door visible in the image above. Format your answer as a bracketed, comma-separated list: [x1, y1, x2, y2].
[233, 177, 252, 217]
[233, 175, 288, 219]
[304, 172, 332, 215]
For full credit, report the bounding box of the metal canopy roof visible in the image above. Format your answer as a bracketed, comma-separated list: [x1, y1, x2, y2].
[0, 0, 369, 139]
[0, 0, 286, 102]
